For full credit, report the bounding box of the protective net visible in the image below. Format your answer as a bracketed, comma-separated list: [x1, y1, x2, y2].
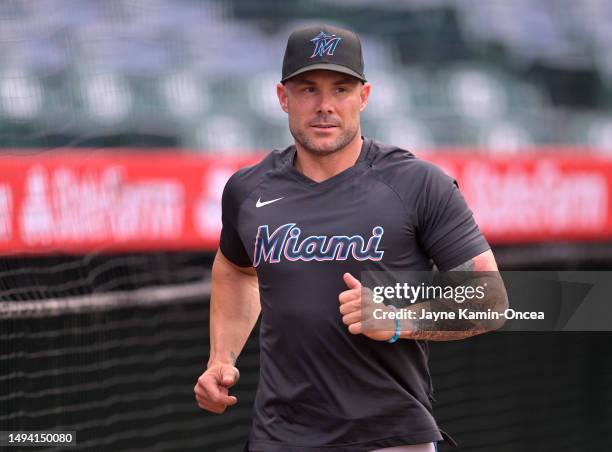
[2, 254, 612, 452]
[0, 254, 259, 452]
[431, 332, 612, 451]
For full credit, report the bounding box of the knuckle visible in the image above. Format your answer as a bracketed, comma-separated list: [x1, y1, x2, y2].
[207, 402, 226, 414]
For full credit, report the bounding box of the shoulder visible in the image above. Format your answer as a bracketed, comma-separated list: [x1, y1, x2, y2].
[367, 139, 455, 194]
[223, 145, 293, 203]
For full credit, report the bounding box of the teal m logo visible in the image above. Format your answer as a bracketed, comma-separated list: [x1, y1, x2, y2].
[310, 31, 343, 58]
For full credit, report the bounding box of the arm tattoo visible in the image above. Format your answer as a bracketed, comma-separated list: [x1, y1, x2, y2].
[230, 352, 237, 365]
[405, 256, 508, 341]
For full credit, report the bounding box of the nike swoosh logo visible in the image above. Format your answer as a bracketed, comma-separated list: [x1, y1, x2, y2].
[256, 196, 284, 208]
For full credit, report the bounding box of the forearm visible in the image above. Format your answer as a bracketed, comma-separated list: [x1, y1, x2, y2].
[208, 257, 260, 367]
[400, 272, 508, 341]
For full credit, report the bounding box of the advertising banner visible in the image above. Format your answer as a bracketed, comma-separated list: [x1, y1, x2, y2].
[1, 150, 611, 254]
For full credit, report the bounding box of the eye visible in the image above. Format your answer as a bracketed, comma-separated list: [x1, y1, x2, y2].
[336, 86, 347, 93]
[303, 86, 316, 93]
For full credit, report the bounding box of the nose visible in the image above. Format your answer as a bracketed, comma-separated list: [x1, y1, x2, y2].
[316, 91, 334, 114]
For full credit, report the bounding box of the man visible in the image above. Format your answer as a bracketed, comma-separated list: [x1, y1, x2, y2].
[195, 25, 507, 452]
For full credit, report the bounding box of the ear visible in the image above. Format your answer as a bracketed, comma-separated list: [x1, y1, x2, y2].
[359, 82, 371, 112]
[277, 83, 289, 114]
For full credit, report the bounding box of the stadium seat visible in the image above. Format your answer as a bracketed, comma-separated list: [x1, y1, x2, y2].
[0, 70, 44, 121]
[80, 72, 133, 124]
[476, 119, 534, 153]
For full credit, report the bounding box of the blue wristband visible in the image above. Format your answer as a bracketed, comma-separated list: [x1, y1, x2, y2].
[387, 317, 401, 343]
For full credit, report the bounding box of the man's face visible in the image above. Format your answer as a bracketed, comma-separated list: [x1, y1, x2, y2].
[277, 70, 371, 156]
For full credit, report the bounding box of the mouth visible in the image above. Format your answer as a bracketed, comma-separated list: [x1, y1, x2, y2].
[310, 123, 339, 129]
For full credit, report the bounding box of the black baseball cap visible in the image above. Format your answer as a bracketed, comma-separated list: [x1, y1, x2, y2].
[281, 25, 366, 83]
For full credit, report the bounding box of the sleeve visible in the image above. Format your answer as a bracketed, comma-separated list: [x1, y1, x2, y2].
[416, 163, 490, 270]
[219, 174, 253, 267]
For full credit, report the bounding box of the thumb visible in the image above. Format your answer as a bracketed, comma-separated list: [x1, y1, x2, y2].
[343, 272, 361, 290]
[221, 366, 239, 387]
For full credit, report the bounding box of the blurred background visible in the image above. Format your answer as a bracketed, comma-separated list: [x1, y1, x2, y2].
[1, 1, 612, 451]
[1, 0, 612, 152]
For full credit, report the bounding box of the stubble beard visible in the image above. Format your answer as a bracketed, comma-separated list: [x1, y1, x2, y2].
[290, 122, 360, 157]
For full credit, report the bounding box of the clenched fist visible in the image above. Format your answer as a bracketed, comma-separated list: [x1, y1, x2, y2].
[194, 363, 240, 414]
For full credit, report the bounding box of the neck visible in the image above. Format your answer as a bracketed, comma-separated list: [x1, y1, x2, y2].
[294, 134, 364, 183]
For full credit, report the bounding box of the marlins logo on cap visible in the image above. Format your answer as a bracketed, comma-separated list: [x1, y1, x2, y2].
[281, 25, 366, 83]
[310, 31, 343, 58]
